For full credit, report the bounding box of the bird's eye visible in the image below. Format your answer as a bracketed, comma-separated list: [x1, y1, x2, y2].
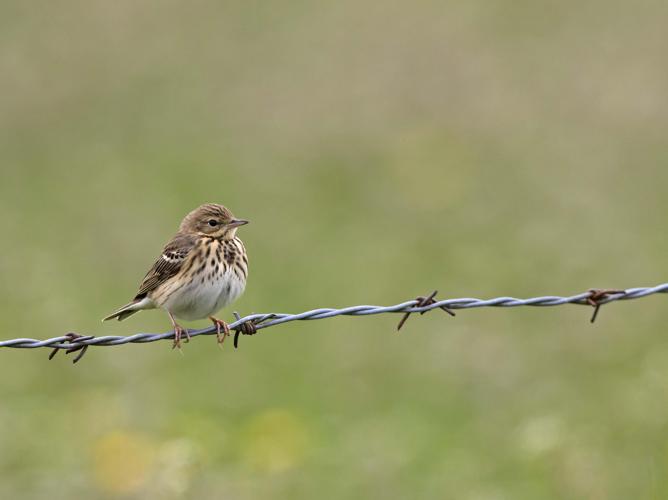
[208, 219, 218, 227]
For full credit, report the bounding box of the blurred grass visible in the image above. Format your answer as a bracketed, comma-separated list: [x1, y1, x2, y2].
[1, 0, 668, 498]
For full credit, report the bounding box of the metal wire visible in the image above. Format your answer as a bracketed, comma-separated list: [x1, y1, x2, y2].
[1, 283, 666, 356]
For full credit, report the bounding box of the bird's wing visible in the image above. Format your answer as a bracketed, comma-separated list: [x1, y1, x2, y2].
[134, 233, 198, 299]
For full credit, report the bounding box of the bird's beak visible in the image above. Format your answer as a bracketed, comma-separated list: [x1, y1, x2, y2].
[228, 219, 249, 228]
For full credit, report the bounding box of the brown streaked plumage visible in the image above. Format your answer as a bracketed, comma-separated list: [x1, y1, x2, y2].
[103, 203, 250, 348]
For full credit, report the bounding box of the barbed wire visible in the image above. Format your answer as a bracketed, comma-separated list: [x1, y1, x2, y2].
[1, 283, 666, 363]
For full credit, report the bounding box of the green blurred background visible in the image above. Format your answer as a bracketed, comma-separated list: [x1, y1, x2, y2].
[1, 1, 667, 498]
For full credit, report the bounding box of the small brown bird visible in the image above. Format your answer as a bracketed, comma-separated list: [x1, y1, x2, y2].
[103, 203, 249, 348]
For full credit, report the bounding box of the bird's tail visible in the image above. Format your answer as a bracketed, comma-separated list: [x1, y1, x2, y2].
[102, 297, 152, 322]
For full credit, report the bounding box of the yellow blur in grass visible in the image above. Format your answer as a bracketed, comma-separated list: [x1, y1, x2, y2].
[241, 409, 310, 473]
[92, 431, 156, 495]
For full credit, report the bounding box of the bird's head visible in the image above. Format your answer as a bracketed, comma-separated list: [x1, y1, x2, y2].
[180, 203, 249, 239]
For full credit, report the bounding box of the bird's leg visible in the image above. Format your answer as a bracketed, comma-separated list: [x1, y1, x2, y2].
[209, 316, 230, 344]
[167, 311, 190, 349]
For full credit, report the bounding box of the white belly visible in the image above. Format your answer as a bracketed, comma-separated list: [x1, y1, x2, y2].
[162, 270, 246, 321]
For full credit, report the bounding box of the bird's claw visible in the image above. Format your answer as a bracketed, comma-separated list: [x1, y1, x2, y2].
[171, 324, 190, 349]
[210, 317, 231, 345]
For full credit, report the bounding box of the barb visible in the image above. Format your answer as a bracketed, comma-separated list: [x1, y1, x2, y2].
[586, 288, 627, 323]
[1, 283, 666, 360]
[396, 290, 455, 331]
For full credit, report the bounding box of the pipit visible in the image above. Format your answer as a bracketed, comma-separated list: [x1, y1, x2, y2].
[103, 203, 250, 348]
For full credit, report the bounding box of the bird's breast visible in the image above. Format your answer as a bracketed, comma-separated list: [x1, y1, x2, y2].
[160, 239, 247, 321]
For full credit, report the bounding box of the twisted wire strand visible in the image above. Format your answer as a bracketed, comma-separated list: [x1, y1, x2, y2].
[1, 283, 666, 352]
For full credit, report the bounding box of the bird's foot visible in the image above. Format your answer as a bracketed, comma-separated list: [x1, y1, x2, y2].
[209, 316, 231, 345]
[171, 324, 191, 349]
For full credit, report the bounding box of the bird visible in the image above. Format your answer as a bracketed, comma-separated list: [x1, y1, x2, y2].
[103, 203, 250, 349]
